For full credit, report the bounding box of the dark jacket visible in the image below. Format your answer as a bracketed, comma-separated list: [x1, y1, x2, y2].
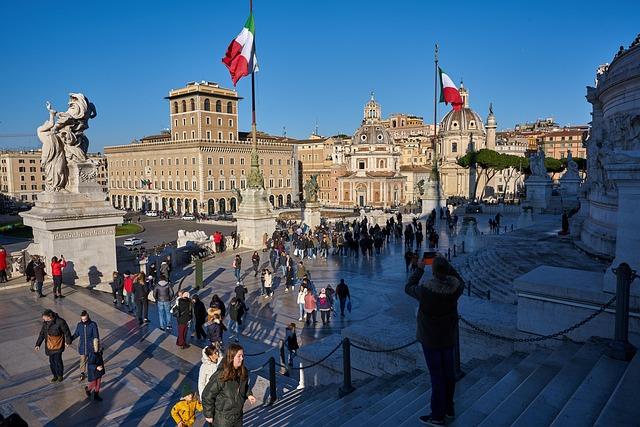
[87, 350, 105, 382]
[202, 370, 253, 426]
[229, 301, 245, 324]
[404, 268, 464, 349]
[210, 298, 226, 318]
[133, 281, 149, 301]
[205, 321, 225, 343]
[71, 320, 100, 356]
[33, 261, 46, 282]
[177, 298, 192, 325]
[193, 299, 207, 324]
[153, 280, 174, 302]
[234, 284, 247, 302]
[336, 282, 350, 300]
[111, 273, 123, 291]
[35, 313, 72, 355]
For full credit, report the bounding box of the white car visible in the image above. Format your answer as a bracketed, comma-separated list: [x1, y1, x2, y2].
[123, 237, 143, 246]
[181, 214, 196, 221]
[145, 211, 158, 217]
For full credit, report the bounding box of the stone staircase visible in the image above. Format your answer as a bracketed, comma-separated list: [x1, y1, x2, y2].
[244, 340, 639, 426]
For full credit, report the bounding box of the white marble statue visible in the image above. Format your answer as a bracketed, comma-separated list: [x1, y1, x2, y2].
[564, 150, 580, 180]
[36, 93, 97, 192]
[529, 147, 547, 178]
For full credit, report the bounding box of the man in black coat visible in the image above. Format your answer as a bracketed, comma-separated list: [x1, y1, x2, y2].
[335, 279, 351, 317]
[405, 256, 464, 426]
[35, 309, 72, 382]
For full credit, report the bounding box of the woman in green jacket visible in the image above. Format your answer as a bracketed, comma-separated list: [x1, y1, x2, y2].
[202, 343, 256, 426]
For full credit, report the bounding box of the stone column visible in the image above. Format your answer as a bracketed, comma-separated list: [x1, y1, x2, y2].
[603, 155, 640, 296]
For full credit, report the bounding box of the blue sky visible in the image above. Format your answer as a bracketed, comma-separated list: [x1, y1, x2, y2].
[0, 0, 638, 152]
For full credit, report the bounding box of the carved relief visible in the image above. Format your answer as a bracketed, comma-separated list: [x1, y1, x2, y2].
[52, 227, 113, 240]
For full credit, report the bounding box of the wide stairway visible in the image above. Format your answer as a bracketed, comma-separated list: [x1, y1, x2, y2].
[244, 340, 639, 426]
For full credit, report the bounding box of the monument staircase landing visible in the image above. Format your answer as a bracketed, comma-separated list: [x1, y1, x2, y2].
[244, 340, 639, 426]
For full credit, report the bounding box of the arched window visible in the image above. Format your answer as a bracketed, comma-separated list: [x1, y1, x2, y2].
[190, 98, 195, 111]
[204, 99, 210, 111]
[181, 100, 187, 112]
[215, 100, 222, 112]
[452, 142, 458, 153]
[226, 102, 233, 114]
[173, 101, 178, 114]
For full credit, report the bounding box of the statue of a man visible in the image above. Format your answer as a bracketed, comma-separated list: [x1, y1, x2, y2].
[530, 147, 547, 178]
[37, 102, 68, 191]
[304, 175, 319, 203]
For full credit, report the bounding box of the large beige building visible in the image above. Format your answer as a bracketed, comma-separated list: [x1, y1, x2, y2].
[105, 81, 298, 215]
[0, 150, 107, 208]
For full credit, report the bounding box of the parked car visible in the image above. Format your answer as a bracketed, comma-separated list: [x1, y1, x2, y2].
[123, 237, 143, 246]
[181, 214, 196, 221]
[145, 210, 158, 217]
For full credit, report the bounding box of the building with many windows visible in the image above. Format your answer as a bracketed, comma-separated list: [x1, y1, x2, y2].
[0, 150, 108, 209]
[104, 82, 298, 214]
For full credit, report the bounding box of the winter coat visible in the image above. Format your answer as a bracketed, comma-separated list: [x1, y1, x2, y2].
[25, 260, 35, 279]
[33, 261, 46, 282]
[318, 296, 331, 311]
[296, 265, 306, 280]
[193, 299, 207, 324]
[51, 259, 66, 276]
[263, 272, 272, 288]
[404, 268, 464, 349]
[210, 299, 226, 318]
[177, 298, 192, 325]
[0, 249, 6, 270]
[251, 254, 260, 266]
[205, 321, 224, 344]
[153, 280, 174, 302]
[123, 275, 135, 294]
[234, 284, 247, 302]
[336, 282, 350, 300]
[160, 262, 170, 278]
[171, 399, 203, 427]
[304, 293, 317, 312]
[71, 320, 100, 356]
[111, 273, 123, 291]
[198, 347, 221, 398]
[229, 301, 245, 324]
[133, 281, 149, 301]
[296, 288, 307, 305]
[202, 370, 253, 426]
[87, 350, 105, 382]
[35, 313, 72, 355]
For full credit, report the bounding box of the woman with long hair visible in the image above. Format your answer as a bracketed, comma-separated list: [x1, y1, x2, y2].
[202, 343, 256, 426]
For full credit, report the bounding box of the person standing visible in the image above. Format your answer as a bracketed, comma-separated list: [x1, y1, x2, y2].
[304, 291, 317, 326]
[198, 345, 221, 401]
[405, 256, 464, 426]
[192, 294, 207, 342]
[26, 255, 36, 292]
[160, 261, 171, 281]
[176, 291, 192, 349]
[209, 294, 226, 319]
[110, 271, 124, 305]
[234, 281, 247, 304]
[318, 288, 332, 325]
[133, 273, 150, 325]
[170, 384, 202, 427]
[263, 269, 273, 298]
[228, 297, 245, 342]
[123, 271, 136, 313]
[33, 257, 47, 298]
[202, 343, 256, 426]
[295, 261, 306, 289]
[232, 255, 242, 281]
[285, 323, 299, 366]
[251, 251, 260, 278]
[71, 310, 100, 382]
[0, 245, 7, 283]
[153, 274, 174, 331]
[35, 309, 72, 382]
[205, 310, 225, 349]
[85, 338, 105, 402]
[335, 279, 351, 317]
[296, 284, 307, 321]
[50, 255, 66, 298]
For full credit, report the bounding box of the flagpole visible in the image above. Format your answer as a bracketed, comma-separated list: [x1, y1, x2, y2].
[248, 0, 263, 189]
[433, 43, 438, 176]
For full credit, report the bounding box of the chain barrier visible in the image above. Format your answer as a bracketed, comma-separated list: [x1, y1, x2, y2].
[283, 340, 344, 371]
[248, 360, 270, 373]
[350, 339, 418, 353]
[244, 349, 270, 357]
[459, 294, 618, 343]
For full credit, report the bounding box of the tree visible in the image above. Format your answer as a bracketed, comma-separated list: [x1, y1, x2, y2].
[545, 157, 565, 180]
[457, 149, 508, 200]
[499, 154, 528, 199]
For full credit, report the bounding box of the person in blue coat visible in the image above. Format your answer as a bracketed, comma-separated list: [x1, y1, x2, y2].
[71, 310, 100, 382]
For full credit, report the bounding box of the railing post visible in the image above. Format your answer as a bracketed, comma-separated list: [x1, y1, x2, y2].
[511, 224, 514, 231]
[467, 281, 471, 297]
[610, 263, 637, 361]
[447, 248, 451, 261]
[487, 290, 491, 301]
[338, 338, 355, 397]
[453, 245, 457, 257]
[454, 316, 465, 381]
[462, 241, 466, 254]
[504, 226, 507, 233]
[268, 357, 277, 405]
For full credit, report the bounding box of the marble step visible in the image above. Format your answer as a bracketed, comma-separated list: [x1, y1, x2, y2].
[550, 354, 628, 427]
[477, 342, 581, 427]
[511, 342, 605, 427]
[450, 350, 552, 426]
[594, 351, 640, 427]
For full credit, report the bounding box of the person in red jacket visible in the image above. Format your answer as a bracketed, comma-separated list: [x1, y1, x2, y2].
[51, 255, 66, 298]
[122, 271, 136, 314]
[0, 245, 7, 283]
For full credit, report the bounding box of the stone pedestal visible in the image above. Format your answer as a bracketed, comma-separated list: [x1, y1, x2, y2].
[421, 178, 444, 217]
[524, 177, 552, 212]
[234, 188, 276, 250]
[20, 162, 123, 292]
[602, 155, 640, 296]
[560, 176, 581, 211]
[302, 202, 321, 229]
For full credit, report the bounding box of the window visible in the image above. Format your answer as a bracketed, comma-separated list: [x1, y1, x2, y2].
[206, 117, 211, 125]
[207, 157, 212, 165]
[206, 131, 211, 140]
[452, 142, 457, 153]
[229, 119, 233, 127]
[30, 166, 36, 172]
[358, 161, 365, 169]
[192, 157, 196, 165]
[191, 131, 195, 139]
[226, 102, 232, 114]
[182, 118, 186, 126]
[168, 158, 172, 166]
[269, 179, 274, 188]
[182, 132, 187, 140]
[191, 117, 195, 125]
[173, 101, 178, 113]
[177, 181, 181, 190]
[219, 180, 225, 190]
[269, 159, 274, 166]
[278, 178, 283, 188]
[184, 181, 189, 191]
[240, 179, 246, 189]
[240, 158, 245, 165]
[161, 181, 165, 190]
[204, 99, 210, 111]
[230, 158, 235, 165]
[190, 98, 195, 111]
[219, 157, 224, 165]
[175, 158, 179, 165]
[19, 167, 25, 172]
[229, 132, 233, 140]
[215, 100, 222, 112]
[218, 132, 223, 140]
[230, 180, 236, 189]
[230, 170, 235, 176]
[217, 118, 222, 126]
[182, 100, 187, 112]
[175, 133, 178, 140]
[169, 181, 173, 190]
[183, 158, 187, 165]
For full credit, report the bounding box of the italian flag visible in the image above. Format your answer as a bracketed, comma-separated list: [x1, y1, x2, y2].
[222, 13, 259, 85]
[439, 67, 463, 111]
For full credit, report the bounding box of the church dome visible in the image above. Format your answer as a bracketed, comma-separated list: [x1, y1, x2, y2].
[441, 107, 485, 133]
[353, 123, 395, 145]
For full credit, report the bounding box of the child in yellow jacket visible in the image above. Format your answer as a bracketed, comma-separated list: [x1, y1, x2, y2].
[171, 384, 203, 427]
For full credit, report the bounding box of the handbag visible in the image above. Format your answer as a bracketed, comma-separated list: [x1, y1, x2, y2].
[346, 300, 352, 313]
[171, 300, 179, 317]
[47, 334, 64, 351]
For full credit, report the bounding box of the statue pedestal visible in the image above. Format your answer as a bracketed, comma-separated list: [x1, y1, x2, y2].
[234, 188, 276, 250]
[302, 202, 321, 229]
[20, 162, 123, 292]
[524, 177, 552, 212]
[421, 179, 444, 217]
